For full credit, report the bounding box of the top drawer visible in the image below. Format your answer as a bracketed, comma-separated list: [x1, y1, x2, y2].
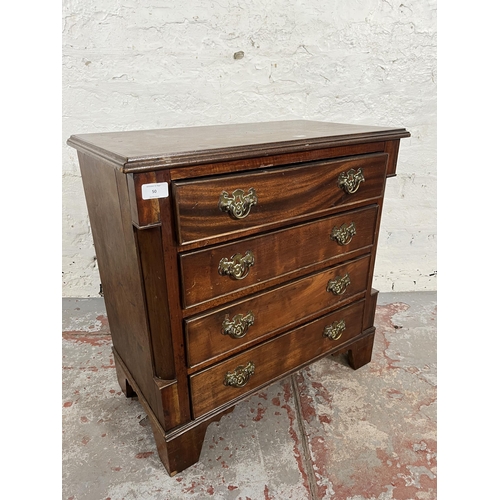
[172, 153, 388, 245]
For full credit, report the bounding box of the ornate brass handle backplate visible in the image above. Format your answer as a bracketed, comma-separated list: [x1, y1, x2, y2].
[330, 222, 356, 245]
[218, 188, 257, 219]
[218, 251, 255, 280]
[222, 311, 255, 339]
[326, 273, 351, 295]
[223, 361, 255, 388]
[338, 168, 365, 194]
[323, 319, 346, 341]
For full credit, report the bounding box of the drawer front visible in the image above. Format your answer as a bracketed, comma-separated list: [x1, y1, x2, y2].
[185, 254, 371, 368]
[173, 153, 388, 245]
[180, 205, 378, 308]
[190, 300, 365, 418]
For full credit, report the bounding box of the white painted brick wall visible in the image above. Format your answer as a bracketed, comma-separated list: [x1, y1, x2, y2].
[62, 0, 436, 297]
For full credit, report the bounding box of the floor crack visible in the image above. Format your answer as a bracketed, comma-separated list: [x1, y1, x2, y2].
[291, 373, 319, 500]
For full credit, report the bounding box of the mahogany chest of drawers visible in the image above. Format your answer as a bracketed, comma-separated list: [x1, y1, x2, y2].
[67, 120, 410, 475]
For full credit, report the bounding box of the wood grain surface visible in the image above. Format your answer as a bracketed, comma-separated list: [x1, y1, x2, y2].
[173, 152, 387, 245]
[190, 299, 365, 418]
[180, 205, 378, 308]
[67, 120, 410, 171]
[185, 254, 371, 369]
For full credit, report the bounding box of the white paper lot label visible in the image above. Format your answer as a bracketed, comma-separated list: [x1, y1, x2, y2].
[141, 182, 169, 200]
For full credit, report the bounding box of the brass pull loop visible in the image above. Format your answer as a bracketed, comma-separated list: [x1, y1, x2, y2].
[323, 320, 346, 341]
[330, 222, 356, 245]
[218, 251, 255, 280]
[218, 188, 257, 219]
[223, 361, 255, 388]
[338, 168, 365, 194]
[326, 273, 351, 295]
[222, 311, 255, 339]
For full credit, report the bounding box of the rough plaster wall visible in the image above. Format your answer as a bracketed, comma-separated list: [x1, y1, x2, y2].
[62, 0, 437, 297]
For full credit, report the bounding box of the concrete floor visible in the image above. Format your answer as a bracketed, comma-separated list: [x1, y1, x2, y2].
[62, 292, 437, 500]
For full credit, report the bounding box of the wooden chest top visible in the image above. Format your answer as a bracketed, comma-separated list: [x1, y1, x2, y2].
[67, 120, 410, 172]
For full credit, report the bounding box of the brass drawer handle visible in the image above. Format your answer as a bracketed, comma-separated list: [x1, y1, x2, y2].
[218, 188, 257, 219]
[326, 273, 351, 295]
[323, 319, 346, 341]
[218, 251, 255, 280]
[338, 168, 365, 194]
[223, 361, 255, 388]
[330, 222, 356, 245]
[222, 311, 255, 339]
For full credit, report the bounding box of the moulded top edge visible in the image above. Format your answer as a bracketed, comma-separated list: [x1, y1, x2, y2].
[66, 120, 410, 171]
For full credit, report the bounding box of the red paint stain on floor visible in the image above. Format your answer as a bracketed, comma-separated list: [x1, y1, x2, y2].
[182, 482, 197, 494]
[416, 394, 437, 413]
[318, 414, 332, 424]
[330, 441, 437, 500]
[62, 333, 111, 345]
[370, 302, 411, 373]
[253, 403, 267, 421]
[135, 451, 154, 459]
[293, 372, 317, 424]
[308, 435, 330, 498]
[281, 381, 311, 497]
[387, 388, 404, 399]
[264, 484, 272, 500]
[311, 381, 333, 405]
[95, 314, 110, 332]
